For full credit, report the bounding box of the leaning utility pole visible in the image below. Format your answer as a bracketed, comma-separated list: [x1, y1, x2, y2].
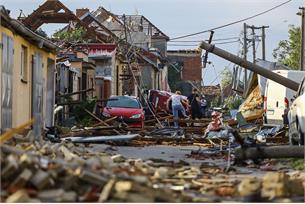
[202, 31, 214, 86]
[199, 41, 300, 92]
[297, 7, 305, 71]
[202, 30, 214, 68]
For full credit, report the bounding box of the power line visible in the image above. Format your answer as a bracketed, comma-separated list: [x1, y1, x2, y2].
[168, 39, 240, 46]
[170, 36, 240, 42]
[121, 15, 164, 127]
[170, 0, 292, 41]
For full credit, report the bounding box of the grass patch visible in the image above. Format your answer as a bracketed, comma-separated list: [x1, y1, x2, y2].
[290, 159, 305, 171]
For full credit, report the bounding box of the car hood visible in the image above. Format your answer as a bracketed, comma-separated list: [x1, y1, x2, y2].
[103, 107, 143, 117]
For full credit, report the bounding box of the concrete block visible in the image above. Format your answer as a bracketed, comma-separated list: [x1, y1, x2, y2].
[262, 172, 289, 199]
[38, 189, 64, 202]
[5, 190, 30, 203]
[11, 168, 33, 187]
[30, 170, 52, 190]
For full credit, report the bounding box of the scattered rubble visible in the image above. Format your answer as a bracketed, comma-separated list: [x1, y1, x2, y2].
[1, 138, 304, 202]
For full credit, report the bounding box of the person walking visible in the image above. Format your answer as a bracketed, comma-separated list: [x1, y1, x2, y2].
[167, 91, 188, 128]
[187, 88, 201, 119]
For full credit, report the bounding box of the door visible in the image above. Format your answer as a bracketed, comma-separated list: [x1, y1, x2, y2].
[1, 33, 13, 133]
[32, 53, 43, 141]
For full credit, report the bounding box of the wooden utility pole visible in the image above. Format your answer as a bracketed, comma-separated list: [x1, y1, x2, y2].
[202, 31, 214, 85]
[261, 26, 269, 60]
[247, 25, 269, 62]
[243, 23, 248, 61]
[202, 30, 214, 68]
[243, 23, 248, 92]
[250, 26, 256, 64]
[297, 7, 305, 71]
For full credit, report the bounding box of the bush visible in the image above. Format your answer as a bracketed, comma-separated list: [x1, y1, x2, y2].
[71, 98, 97, 127]
[209, 97, 221, 108]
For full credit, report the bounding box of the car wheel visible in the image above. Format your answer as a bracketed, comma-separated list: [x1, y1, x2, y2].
[289, 123, 299, 145]
[298, 124, 304, 145]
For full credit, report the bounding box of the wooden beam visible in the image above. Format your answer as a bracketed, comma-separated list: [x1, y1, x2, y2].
[56, 88, 94, 99]
[0, 119, 34, 144]
[84, 109, 121, 134]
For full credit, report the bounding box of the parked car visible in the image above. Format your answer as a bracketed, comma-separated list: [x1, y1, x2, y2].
[264, 70, 305, 125]
[102, 95, 144, 128]
[288, 76, 305, 145]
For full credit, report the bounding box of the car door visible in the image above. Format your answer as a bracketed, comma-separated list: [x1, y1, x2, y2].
[289, 77, 305, 130]
[294, 77, 305, 132]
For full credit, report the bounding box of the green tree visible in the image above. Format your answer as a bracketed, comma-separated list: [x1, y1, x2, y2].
[53, 27, 86, 42]
[273, 25, 301, 69]
[220, 68, 233, 88]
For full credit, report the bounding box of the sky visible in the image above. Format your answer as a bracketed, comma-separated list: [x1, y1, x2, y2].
[2, 0, 303, 85]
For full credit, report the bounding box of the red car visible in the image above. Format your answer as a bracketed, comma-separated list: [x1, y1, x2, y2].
[102, 95, 144, 128]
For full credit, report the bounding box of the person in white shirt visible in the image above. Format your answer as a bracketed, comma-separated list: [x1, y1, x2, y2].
[166, 91, 188, 127]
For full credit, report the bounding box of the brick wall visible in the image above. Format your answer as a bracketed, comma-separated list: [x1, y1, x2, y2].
[182, 56, 202, 81]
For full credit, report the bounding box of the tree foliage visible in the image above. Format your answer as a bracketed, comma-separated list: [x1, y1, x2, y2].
[223, 95, 243, 110]
[53, 27, 86, 42]
[273, 25, 301, 69]
[220, 68, 233, 88]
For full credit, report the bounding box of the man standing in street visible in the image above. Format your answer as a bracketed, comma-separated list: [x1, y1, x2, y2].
[167, 91, 189, 128]
[187, 88, 201, 119]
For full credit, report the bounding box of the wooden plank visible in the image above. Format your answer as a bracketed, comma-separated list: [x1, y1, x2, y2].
[225, 112, 263, 126]
[84, 109, 120, 134]
[0, 119, 34, 144]
[93, 116, 118, 127]
[144, 115, 172, 123]
[56, 88, 94, 99]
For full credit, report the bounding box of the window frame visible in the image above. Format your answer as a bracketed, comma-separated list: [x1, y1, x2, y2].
[20, 45, 28, 83]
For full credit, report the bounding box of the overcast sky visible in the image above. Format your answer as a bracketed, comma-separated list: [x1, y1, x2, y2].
[2, 0, 303, 85]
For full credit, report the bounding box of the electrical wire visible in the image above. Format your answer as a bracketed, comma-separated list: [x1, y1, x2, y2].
[170, 36, 240, 42]
[168, 39, 240, 47]
[120, 17, 164, 127]
[170, 0, 292, 41]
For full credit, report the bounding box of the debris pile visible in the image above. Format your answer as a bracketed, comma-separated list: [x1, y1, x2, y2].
[1, 141, 304, 202]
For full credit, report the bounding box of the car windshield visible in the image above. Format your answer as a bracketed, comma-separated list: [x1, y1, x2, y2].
[107, 96, 141, 108]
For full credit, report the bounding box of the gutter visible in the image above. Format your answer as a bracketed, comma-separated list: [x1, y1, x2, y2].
[9, 19, 58, 52]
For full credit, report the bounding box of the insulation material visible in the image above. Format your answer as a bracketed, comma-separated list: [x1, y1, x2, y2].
[238, 85, 263, 119]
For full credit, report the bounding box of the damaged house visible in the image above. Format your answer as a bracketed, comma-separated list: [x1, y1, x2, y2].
[167, 49, 202, 94]
[53, 4, 171, 99]
[0, 6, 57, 137]
[89, 8, 171, 95]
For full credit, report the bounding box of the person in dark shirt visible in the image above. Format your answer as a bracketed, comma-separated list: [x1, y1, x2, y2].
[187, 88, 201, 119]
[200, 95, 207, 118]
